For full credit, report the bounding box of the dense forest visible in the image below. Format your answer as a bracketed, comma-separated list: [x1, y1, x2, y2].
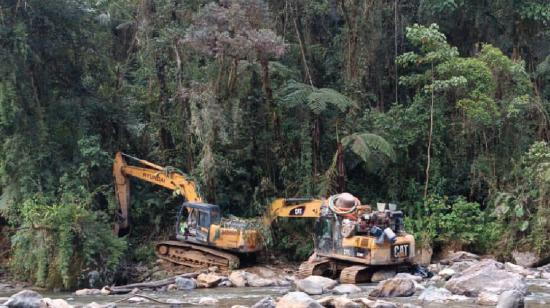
[0, 0, 549, 290]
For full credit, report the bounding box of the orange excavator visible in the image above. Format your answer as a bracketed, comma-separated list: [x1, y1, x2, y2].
[113, 152, 263, 272]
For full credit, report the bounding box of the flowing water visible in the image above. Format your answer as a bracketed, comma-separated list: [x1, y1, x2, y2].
[1, 279, 550, 307]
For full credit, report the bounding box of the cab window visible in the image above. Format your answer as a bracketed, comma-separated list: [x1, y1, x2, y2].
[198, 211, 209, 227]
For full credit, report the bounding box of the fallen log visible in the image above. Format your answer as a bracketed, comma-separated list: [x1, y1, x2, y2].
[106, 270, 204, 293]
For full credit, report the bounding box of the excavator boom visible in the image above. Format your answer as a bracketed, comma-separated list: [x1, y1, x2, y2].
[113, 152, 202, 233]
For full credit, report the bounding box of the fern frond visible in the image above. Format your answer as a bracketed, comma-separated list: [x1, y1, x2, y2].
[341, 133, 396, 171]
[278, 81, 355, 114]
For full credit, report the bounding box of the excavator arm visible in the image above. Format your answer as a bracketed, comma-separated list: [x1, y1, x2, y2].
[263, 198, 324, 225]
[113, 152, 203, 234]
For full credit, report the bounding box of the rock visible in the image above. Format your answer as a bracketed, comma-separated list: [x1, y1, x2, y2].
[197, 273, 223, 288]
[296, 276, 338, 295]
[251, 296, 276, 308]
[446, 251, 480, 263]
[127, 297, 150, 304]
[512, 250, 540, 268]
[477, 291, 499, 305]
[166, 299, 184, 305]
[317, 296, 361, 308]
[232, 306, 249, 308]
[428, 263, 441, 274]
[4, 290, 44, 308]
[496, 290, 524, 308]
[100, 287, 110, 295]
[277, 279, 291, 287]
[256, 267, 277, 278]
[369, 278, 416, 297]
[394, 273, 422, 282]
[175, 277, 197, 290]
[246, 273, 277, 287]
[402, 304, 422, 308]
[83, 302, 117, 308]
[505, 262, 531, 276]
[444, 259, 527, 297]
[448, 260, 479, 273]
[541, 272, 550, 280]
[332, 284, 362, 294]
[438, 268, 456, 279]
[198, 297, 219, 305]
[371, 269, 396, 282]
[74, 289, 101, 296]
[276, 292, 322, 308]
[166, 284, 178, 291]
[418, 286, 468, 302]
[130, 288, 139, 294]
[229, 271, 248, 287]
[42, 298, 72, 308]
[367, 300, 398, 308]
[430, 275, 443, 283]
[208, 266, 219, 273]
[219, 280, 233, 287]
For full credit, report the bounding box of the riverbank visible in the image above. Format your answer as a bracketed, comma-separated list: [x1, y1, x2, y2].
[2, 251, 550, 307]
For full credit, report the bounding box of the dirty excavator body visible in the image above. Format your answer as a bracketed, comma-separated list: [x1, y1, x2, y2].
[267, 193, 415, 283]
[113, 152, 262, 272]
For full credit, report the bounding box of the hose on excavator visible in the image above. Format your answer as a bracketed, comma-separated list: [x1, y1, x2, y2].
[327, 193, 360, 215]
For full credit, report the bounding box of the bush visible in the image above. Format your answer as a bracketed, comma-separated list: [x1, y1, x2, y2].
[10, 197, 126, 290]
[406, 194, 498, 252]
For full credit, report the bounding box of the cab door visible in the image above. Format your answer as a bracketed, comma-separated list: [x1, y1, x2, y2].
[196, 210, 210, 243]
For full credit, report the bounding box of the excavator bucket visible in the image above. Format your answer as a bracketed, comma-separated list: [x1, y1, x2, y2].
[113, 152, 130, 234]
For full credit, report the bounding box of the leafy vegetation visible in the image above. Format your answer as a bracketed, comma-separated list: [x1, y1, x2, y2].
[0, 0, 549, 288]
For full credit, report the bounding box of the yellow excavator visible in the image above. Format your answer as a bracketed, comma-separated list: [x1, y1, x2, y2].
[266, 194, 416, 283]
[113, 152, 263, 272]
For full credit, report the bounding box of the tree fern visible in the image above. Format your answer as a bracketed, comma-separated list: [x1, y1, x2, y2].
[341, 133, 396, 171]
[278, 80, 356, 114]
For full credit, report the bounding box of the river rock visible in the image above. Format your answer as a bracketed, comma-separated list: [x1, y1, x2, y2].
[369, 278, 416, 297]
[166, 299, 184, 305]
[477, 291, 498, 305]
[198, 297, 219, 305]
[219, 280, 233, 287]
[83, 302, 117, 308]
[394, 273, 422, 282]
[355, 298, 398, 308]
[541, 272, 550, 280]
[74, 288, 101, 296]
[246, 273, 277, 287]
[496, 290, 524, 308]
[428, 263, 441, 274]
[296, 276, 337, 295]
[438, 268, 456, 279]
[4, 290, 44, 308]
[229, 271, 248, 287]
[443, 251, 480, 264]
[276, 292, 323, 308]
[332, 284, 362, 294]
[317, 296, 361, 308]
[197, 272, 223, 288]
[42, 298, 72, 308]
[371, 269, 396, 282]
[175, 277, 197, 289]
[418, 286, 468, 302]
[231, 306, 249, 308]
[445, 259, 527, 297]
[251, 296, 276, 308]
[505, 262, 531, 276]
[127, 297, 149, 304]
[448, 260, 478, 273]
[512, 250, 540, 268]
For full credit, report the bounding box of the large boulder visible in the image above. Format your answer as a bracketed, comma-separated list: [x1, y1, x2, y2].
[332, 284, 362, 294]
[355, 298, 398, 308]
[394, 273, 422, 282]
[448, 260, 479, 273]
[246, 273, 277, 287]
[276, 292, 323, 308]
[175, 277, 197, 290]
[371, 269, 396, 283]
[369, 278, 416, 297]
[4, 290, 44, 308]
[317, 296, 361, 308]
[504, 262, 531, 276]
[296, 276, 337, 295]
[444, 259, 527, 297]
[496, 290, 524, 308]
[197, 273, 224, 288]
[418, 286, 468, 303]
[438, 268, 456, 280]
[42, 298, 72, 308]
[512, 250, 540, 268]
[441, 251, 480, 265]
[251, 296, 276, 308]
[229, 271, 248, 287]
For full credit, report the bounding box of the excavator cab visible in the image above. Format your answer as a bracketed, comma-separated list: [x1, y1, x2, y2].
[176, 202, 221, 244]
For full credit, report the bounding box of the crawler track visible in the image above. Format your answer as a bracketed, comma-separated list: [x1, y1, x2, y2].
[339, 265, 371, 284]
[155, 240, 240, 273]
[297, 260, 333, 279]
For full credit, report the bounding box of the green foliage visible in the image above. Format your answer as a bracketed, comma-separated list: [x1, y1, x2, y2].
[10, 197, 126, 289]
[278, 80, 357, 115]
[406, 195, 497, 252]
